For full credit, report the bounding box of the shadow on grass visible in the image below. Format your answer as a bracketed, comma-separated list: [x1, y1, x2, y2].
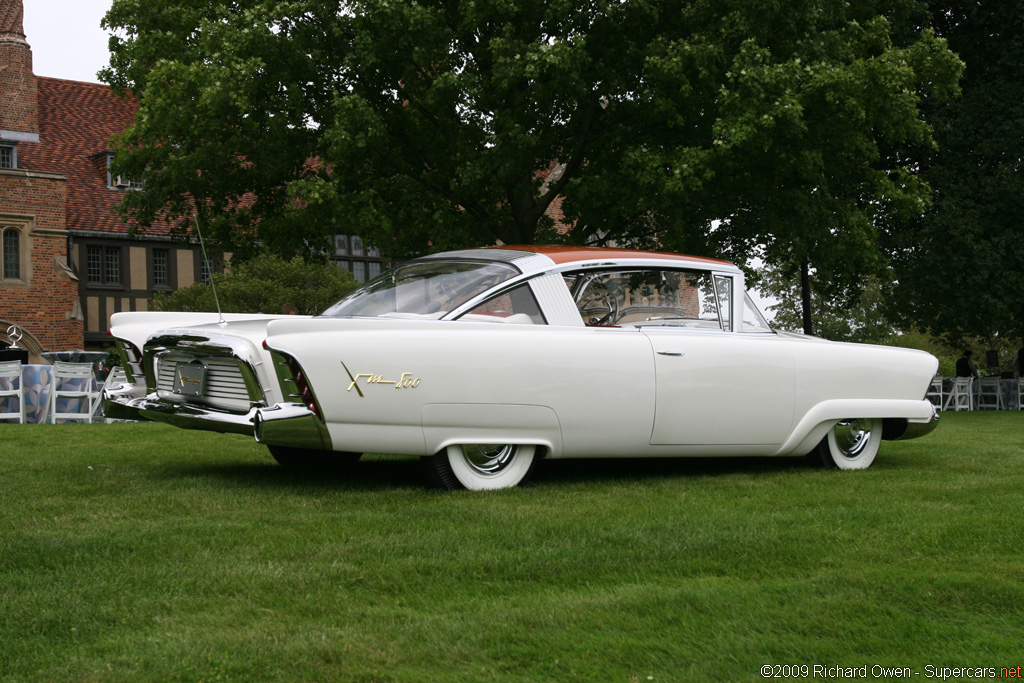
[533, 454, 812, 485]
[158, 452, 816, 492]
[156, 457, 429, 492]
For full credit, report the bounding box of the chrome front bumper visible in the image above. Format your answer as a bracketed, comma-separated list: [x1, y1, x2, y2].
[105, 392, 332, 451]
[102, 382, 147, 421]
[130, 395, 259, 435]
[254, 404, 332, 450]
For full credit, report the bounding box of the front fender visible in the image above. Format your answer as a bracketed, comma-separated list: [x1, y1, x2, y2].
[421, 404, 563, 457]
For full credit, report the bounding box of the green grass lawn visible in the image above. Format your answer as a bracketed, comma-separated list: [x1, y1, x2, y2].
[1, 413, 1022, 682]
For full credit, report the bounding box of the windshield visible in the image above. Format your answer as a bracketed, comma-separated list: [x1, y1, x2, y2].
[322, 260, 521, 318]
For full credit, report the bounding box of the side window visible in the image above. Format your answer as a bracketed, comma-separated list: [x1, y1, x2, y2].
[714, 275, 732, 332]
[458, 284, 546, 325]
[567, 268, 730, 330]
[742, 293, 774, 333]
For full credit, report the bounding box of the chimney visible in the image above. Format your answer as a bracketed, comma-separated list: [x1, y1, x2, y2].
[0, 0, 39, 142]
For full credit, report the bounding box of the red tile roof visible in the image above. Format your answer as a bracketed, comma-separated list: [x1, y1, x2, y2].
[17, 77, 175, 236]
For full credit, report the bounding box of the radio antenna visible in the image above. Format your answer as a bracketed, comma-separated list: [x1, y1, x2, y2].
[193, 215, 226, 327]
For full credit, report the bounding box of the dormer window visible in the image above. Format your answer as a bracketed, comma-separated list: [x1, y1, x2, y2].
[105, 153, 143, 190]
[0, 144, 15, 170]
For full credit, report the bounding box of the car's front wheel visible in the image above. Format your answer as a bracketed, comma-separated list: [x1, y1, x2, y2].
[811, 418, 883, 470]
[267, 446, 362, 469]
[427, 444, 538, 490]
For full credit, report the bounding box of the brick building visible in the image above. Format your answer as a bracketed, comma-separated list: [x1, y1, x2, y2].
[0, 3, 322, 358]
[0, 0, 78, 360]
[0, 0, 216, 358]
[1, 0, 391, 359]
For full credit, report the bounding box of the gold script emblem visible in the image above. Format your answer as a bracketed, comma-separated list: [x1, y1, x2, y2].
[177, 370, 201, 386]
[341, 361, 421, 398]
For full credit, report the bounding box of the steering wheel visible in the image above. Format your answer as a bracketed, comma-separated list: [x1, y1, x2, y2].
[580, 290, 618, 327]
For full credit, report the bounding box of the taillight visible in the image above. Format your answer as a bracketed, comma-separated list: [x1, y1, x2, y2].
[272, 349, 323, 421]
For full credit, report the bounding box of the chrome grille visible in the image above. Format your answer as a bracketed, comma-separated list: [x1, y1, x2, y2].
[156, 354, 253, 412]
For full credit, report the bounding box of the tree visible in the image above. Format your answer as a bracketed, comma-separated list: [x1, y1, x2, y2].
[102, 0, 961, 287]
[758, 265, 899, 343]
[150, 254, 358, 315]
[884, 1, 1024, 344]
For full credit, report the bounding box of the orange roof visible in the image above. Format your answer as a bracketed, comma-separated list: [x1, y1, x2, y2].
[498, 245, 735, 267]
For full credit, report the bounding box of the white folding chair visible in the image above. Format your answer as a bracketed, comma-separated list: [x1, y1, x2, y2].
[976, 377, 1004, 410]
[1018, 379, 1024, 411]
[943, 377, 974, 411]
[926, 376, 944, 409]
[48, 362, 100, 423]
[0, 360, 26, 424]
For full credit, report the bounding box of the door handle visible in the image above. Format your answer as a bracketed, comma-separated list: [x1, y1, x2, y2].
[657, 350, 685, 356]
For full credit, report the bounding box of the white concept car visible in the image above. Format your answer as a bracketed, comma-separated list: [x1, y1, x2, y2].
[105, 246, 939, 489]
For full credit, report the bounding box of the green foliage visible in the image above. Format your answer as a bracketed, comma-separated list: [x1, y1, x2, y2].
[755, 262, 1019, 375]
[150, 253, 358, 315]
[885, 1, 1024, 343]
[2, 416, 1024, 680]
[760, 266, 898, 343]
[101, 0, 960, 271]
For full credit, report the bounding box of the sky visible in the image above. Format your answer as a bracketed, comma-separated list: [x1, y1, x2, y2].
[22, 0, 114, 84]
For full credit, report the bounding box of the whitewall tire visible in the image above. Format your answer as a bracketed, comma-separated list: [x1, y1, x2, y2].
[429, 444, 538, 490]
[813, 418, 883, 470]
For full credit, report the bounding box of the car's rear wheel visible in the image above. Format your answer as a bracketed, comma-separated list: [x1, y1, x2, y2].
[427, 444, 537, 490]
[812, 418, 883, 470]
[267, 445, 362, 469]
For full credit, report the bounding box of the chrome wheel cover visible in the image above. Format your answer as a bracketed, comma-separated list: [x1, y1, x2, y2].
[833, 420, 873, 459]
[459, 444, 518, 476]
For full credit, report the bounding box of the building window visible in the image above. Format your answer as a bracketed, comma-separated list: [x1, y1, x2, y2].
[2, 228, 20, 279]
[86, 245, 122, 285]
[331, 234, 385, 283]
[0, 144, 15, 170]
[152, 249, 168, 287]
[86, 246, 101, 282]
[106, 153, 144, 190]
[201, 255, 213, 283]
[105, 248, 120, 283]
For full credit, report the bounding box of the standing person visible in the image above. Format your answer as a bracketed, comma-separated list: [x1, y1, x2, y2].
[1015, 342, 1024, 378]
[956, 350, 980, 379]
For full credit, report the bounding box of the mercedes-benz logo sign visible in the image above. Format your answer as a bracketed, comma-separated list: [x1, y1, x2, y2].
[6, 324, 23, 348]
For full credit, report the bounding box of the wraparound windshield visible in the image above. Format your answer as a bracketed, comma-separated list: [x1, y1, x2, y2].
[322, 260, 521, 318]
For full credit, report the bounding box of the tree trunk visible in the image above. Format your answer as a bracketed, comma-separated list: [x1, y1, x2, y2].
[801, 257, 814, 336]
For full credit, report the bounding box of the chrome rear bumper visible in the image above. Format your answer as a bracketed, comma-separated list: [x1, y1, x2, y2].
[883, 404, 940, 441]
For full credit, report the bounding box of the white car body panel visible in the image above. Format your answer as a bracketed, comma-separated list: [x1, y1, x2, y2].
[646, 329, 797, 446]
[265, 318, 657, 457]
